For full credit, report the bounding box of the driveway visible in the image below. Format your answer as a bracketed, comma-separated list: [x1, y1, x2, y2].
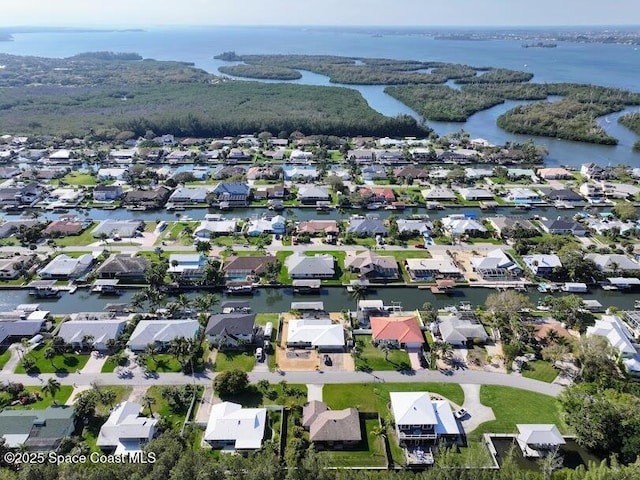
[1, 344, 26, 374]
[458, 383, 496, 434]
[307, 384, 323, 402]
[81, 351, 108, 374]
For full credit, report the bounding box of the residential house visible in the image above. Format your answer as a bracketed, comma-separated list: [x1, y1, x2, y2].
[210, 182, 250, 207]
[0, 406, 75, 451]
[586, 315, 637, 359]
[97, 402, 158, 453]
[245, 215, 286, 236]
[43, 218, 88, 237]
[0, 254, 37, 280]
[377, 150, 406, 165]
[539, 218, 587, 236]
[128, 319, 200, 351]
[359, 188, 395, 205]
[296, 220, 339, 236]
[58, 317, 127, 350]
[361, 165, 388, 181]
[370, 316, 424, 349]
[282, 165, 318, 181]
[394, 166, 430, 182]
[464, 167, 493, 179]
[96, 254, 150, 280]
[487, 217, 539, 238]
[584, 253, 640, 273]
[93, 185, 123, 202]
[245, 166, 282, 181]
[223, 256, 278, 282]
[516, 424, 566, 458]
[0, 315, 47, 345]
[303, 401, 362, 448]
[168, 254, 208, 280]
[195, 216, 238, 238]
[457, 188, 493, 201]
[437, 311, 489, 346]
[522, 254, 562, 277]
[0, 219, 41, 239]
[287, 319, 345, 351]
[204, 402, 266, 451]
[345, 251, 399, 281]
[348, 149, 375, 164]
[168, 187, 210, 204]
[123, 186, 171, 209]
[441, 215, 487, 238]
[289, 149, 313, 163]
[212, 165, 246, 180]
[404, 256, 462, 281]
[297, 186, 330, 205]
[542, 188, 584, 203]
[38, 254, 93, 280]
[346, 216, 388, 236]
[421, 187, 456, 201]
[470, 249, 522, 280]
[581, 162, 618, 181]
[396, 219, 433, 238]
[206, 313, 256, 348]
[579, 183, 605, 202]
[536, 167, 572, 180]
[507, 188, 541, 204]
[0, 184, 41, 208]
[598, 181, 640, 200]
[286, 253, 335, 279]
[390, 392, 459, 454]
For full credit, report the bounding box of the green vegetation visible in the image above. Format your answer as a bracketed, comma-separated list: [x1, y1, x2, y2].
[53, 222, 97, 246]
[143, 384, 202, 431]
[15, 344, 91, 374]
[0, 347, 11, 370]
[144, 354, 183, 373]
[618, 111, 640, 151]
[319, 418, 387, 467]
[213, 350, 256, 372]
[323, 383, 464, 413]
[520, 359, 559, 383]
[61, 172, 97, 185]
[12, 386, 73, 409]
[354, 335, 411, 371]
[472, 385, 566, 435]
[219, 64, 302, 80]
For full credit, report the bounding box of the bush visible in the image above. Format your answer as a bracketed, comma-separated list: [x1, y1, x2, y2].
[213, 369, 249, 398]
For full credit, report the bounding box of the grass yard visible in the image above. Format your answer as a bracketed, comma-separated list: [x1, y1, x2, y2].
[323, 383, 464, 415]
[143, 385, 204, 431]
[471, 385, 567, 435]
[145, 354, 183, 373]
[520, 360, 559, 383]
[9, 386, 74, 409]
[62, 172, 97, 186]
[222, 383, 307, 408]
[0, 348, 11, 370]
[100, 356, 121, 373]
[54, 222, 98, 246]
[93, 386, 133, 416]
[319, 418, 387, 467]
[354, 335, 411, 372]
[15, 344, 91, 374]
[213, 350, 256, 372]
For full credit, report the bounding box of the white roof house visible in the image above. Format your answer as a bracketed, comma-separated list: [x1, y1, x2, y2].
[586, 315, 637, 358]
[389, 392, 459, 438]
[522, 254, 562, 276]
[58, 319, 127, 350]
[204, 402, 266, 451]
[97, 402, 158, 454]
[38, 254, 93, 279]
[127, 319, 200, 351]
[287, 319, 345, 349]
[441, 216, 487, 236]
[457, 188, 493, 201]
[195, 218, 237, 237]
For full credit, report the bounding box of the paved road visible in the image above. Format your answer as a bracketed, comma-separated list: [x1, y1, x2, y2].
[0, 368, 564, 397]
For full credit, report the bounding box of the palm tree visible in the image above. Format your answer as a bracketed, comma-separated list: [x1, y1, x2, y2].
[99, 389, 117, 409]
[350, 284, 368, 311]
[433, 341, 454, 360]
[193, 292, 219, 313]
[142, 394, 156, 415]
[169, 337, 195, 372]
[144, 343, 159, 363]
[44, 347, 56, 367]
[81, 335, 94, 352]
[42, 378, 61, 405]
[176, 293, 191, 312]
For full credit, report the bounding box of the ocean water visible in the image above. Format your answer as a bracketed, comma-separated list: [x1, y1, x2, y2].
[1, 26, 639, 166]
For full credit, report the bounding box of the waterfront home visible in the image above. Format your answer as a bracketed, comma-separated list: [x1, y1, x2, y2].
[507, 187, 541, 203]
[404, 256, 462, 281]
[536, 167, 572, 180]
[0, 219, 41, 239]
[516, 424, 566, 458]
[46, 149, 72, 163]
[541, 188, 584, 203]
[93, 185, 123, 202]
[58, 317, 127, 350]
[245, 165, 282, 181]
[0, 166, 20, 179]
[286, 253, 335, 279]
[394, 166, 430, 182]
[123, 186, 171, 209]
[245, 215, 286, 236]
[168, 186, 210, 204]
[287, 318, 345, 350]
[396, 218, 433, 238]
[359, 188, 396, 205]
[43, 218, 89, 237]
[212, 165, 246, 180]
[297, 185, 330, 204]
[0, 184, 41, 208]
[522, 254, 562, 277]
[347, 149, 375, 164]
[377, 150, 407, 165]
[470, 249, 522, 280]
[597, 181, 640, 200]
[579, 182, 605, 202]
[390, 391, 459, 461]
[127, 319, 200, 351]
[289, 149, 314, 163]
[210, 182, 250, 207]
[361, 165, 388, 181]
[96, 167, 126, 181]
[282, 165, 318, 181]
[108, 149, 136, 162]
[370, 316, 424, 349]
[165, 150, 193, 163]
[421, 187, 456, 201]
[168, 254, 208, 279]
[0, 406, 75, 451]
[464, 167, 493, 179]
[0, 254, 37, 280]
[457, 187, 493, 201]
[223, 255, 278, 281]
[441, 215, 487, 238]
[507, 168, 538, 182]
[38, 253, 93, 280]
[46, 187, 84, 206]
[586, 315, 637, 360]
[584, 253, 640, 274]
[303, 402, 362, 449]
[580, 162, 616, 180]
[204, 402, 266, 451]
[296, 220, 339, 236]
[195, 216, 238, 238]
[345, 251, 399, 281]
[346, 215, 388, 236]
[96, 254, 150, 280]
[92, 219, 145, 239]
[539, 218, 587, 237]
[437, 311, 489, 346]
[206, 312, 256, 348]
[96, 401, 158, 454]
[487, 217, 539, 238]
[0, 314, 47, 345]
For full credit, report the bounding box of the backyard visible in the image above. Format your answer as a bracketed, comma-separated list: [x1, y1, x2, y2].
[318, 417, 387, 467]
[15, 343, 91, 374]
[354, 335, 411, 372]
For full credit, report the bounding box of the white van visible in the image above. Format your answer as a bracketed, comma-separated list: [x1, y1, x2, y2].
[255, 347, 263, 361]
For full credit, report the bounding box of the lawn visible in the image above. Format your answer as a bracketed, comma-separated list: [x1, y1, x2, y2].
[213, 350, 256, 372]
[93, 385, 133, 416]
[54, 222, 98, 246]
[323, 383, 464, 415]
[520, 360, 559, 383]
[9, 386, 74, 410]
[15, 344, 91, 374]
[145, 354, 183, 373]
[220, 382, 307, 409]
[62, 172, 97, 186]
[319, 417, 387, 467]
[354, 335, 411, 372]
[100, 356, 121, 373]
[471, 385, 567, 436]
[0, 347, 11, 370]
[143, 385, 204, 431]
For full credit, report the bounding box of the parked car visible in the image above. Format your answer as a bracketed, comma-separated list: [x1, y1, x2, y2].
[255, 347, 263, 361]
[454, 408, 468, 419]
[323, 354, 332, 366]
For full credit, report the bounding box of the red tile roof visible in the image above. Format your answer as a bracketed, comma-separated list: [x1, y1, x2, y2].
[370, 316, 424, 344]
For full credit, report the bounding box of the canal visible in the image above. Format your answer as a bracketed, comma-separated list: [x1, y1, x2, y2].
[2, 285, 636, 315]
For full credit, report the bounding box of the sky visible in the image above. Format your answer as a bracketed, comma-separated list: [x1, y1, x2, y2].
[2, 0, 640, 27]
